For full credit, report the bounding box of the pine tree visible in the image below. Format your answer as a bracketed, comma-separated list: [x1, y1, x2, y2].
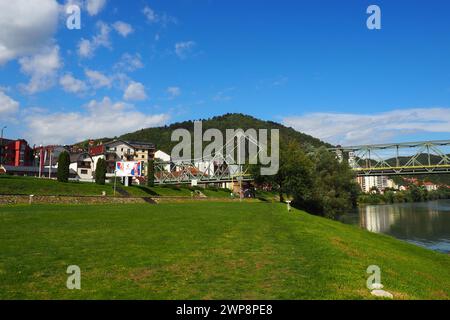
[57, 151, 70, 183]
[147, 159, 155, 187]
[95, 158, 107, 185]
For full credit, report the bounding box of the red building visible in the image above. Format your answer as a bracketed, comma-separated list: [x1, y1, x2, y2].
[0, 139, 34, 167]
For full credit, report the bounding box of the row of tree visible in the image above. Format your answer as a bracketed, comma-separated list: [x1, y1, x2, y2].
[359, 185, 450, 205]
[251, 142, 359, 219]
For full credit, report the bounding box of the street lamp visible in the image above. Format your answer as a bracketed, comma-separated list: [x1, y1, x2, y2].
[0, 126, 6, 165]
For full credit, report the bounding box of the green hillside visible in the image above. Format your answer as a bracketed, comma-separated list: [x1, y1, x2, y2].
[119, 113, 332, 153]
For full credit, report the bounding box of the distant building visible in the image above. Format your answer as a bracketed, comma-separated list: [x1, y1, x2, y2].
[89, 139, 155, 176]
[423, 182, 438, 191]
[357, 175, 397, 193]
[155, 150, 172, 172]
[69, 152, 94, 181]
[0, 138, 34, 167]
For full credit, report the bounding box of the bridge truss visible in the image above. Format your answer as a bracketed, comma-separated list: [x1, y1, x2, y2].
[331, 140, 450, 176]
[153, 132, 264, 185]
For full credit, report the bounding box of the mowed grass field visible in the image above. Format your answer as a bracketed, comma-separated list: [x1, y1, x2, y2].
[0, 202, 449, 299]
[0, 176, 233, 198]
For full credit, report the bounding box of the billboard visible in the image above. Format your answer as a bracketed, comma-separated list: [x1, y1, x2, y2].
[115, 161, 142, 177]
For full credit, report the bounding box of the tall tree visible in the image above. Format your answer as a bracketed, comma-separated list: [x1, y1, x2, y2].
[147, 159, 155, 187]
[57, 151, 70, 183]
[95, 158, 107, 185]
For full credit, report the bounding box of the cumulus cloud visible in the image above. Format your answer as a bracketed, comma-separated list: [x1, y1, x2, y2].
[142, 5, 177, 26]
[166, 86, 181, 98]
[175, 41, 196, 59]
[124, 81, 147, 101]
[85, 69, 112, 89]
[25, 97, 169, 145]
[19, 45, 62, 94]
[59, 73, 88, 94]
[282, 108, 450, 146]
[86, 0, 107, 16]
[0, 90, 19, 116]
[114, 53, 144, 72]
[0, 0, 59, 65]
[77, 21, 111, 58]
[112, 21, 134, 37]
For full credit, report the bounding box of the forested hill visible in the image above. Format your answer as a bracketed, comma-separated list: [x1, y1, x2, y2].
[119, 113, 332, 153]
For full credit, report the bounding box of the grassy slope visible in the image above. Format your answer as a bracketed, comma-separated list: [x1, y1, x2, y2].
[0, 202, 449, 299]
[0, 176, 234, 198]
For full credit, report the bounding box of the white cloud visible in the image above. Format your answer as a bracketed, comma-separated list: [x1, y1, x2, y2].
[85, 69, 112, 89]
[213, 87, 234, 102]
[114, 53, 144, 72]
[86, 0, 107, 16]
[166, 86, 181, 98]
[124, 81, 147, 101]
[175, 41, 196, 59]
[112, 21, 134, 37]
[143, 5, 177, 26]
[59, 73, 87, 94]
[19, 45, 62, 94]
[0, 0, 59, 65]
[77, 21, 111, 58]
[25, 97, 169, 145]
[77, 39, 93, 58]
[0, 90, 19, 116]
[282, 108, 450, 146]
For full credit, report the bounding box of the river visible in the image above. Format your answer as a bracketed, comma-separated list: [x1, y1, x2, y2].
[339, 199, 450, 253]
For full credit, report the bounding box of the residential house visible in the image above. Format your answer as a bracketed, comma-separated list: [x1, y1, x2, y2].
[89, 140, 155, 177]
[69, 152, 94, 181]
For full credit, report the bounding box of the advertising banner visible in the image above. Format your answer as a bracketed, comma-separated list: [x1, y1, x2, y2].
[115, 161, 142, 177]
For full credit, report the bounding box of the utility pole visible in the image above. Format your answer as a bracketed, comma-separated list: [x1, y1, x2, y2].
[0, 126, 6, 165]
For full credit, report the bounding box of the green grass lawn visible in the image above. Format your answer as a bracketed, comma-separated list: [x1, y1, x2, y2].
[0, 176, 233, 198]
[0, 202, 449, 299]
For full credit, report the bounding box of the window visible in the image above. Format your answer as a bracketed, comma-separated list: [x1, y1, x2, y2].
[80, 169, 88, 174]
[142, 155, 145, 159]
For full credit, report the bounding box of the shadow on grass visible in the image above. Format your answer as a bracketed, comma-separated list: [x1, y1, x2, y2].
[135, 186, 159, 196]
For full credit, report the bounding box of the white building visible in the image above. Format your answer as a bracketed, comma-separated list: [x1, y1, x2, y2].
[69, 152, 94, 182]
[357, 175, 397, 193]
[154, 150, 171, 172]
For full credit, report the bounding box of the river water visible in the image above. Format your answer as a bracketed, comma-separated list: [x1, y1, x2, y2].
[339, 199, 450, 253]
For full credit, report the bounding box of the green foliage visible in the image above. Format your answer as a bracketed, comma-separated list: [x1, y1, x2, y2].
[57, 151, 70, 183]
[359, 185, 450, 205]
[119, 113, 331, 153]
[252, 142, 359, 218]
[147, 159, 155, 187]
[95, 158, 107, 185]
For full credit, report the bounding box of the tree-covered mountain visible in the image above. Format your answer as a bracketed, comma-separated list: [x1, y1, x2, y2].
[119, 113, 332, 153]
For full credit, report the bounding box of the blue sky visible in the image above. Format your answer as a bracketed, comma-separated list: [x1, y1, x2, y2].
[1, 0, 450, 146]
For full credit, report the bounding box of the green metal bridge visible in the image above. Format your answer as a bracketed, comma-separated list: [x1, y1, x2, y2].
[330, 140, 450, 176]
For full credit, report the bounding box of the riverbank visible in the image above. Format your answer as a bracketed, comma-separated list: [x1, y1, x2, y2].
[1, 202, 449, 299]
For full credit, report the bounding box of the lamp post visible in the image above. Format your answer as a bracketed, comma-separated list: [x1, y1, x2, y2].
[0, 126, 6, 165]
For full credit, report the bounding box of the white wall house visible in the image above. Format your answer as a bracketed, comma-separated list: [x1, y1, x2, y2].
[155, 150, 171, 172]
[69, 153, 94, 181]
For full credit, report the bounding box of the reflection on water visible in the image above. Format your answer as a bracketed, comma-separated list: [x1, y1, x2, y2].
[339, 200, 450, 253]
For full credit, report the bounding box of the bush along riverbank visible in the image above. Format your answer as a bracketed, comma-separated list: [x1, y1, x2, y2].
[358, 184, 450, 205]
